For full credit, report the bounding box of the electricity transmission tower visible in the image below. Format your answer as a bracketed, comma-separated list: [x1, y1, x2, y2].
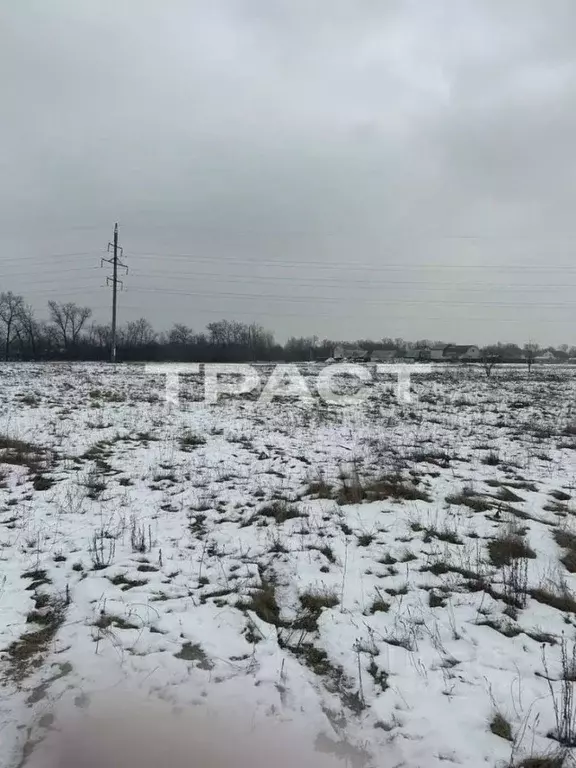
[101, 222, 128, 363]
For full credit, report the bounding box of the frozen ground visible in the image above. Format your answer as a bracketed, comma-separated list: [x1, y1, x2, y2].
[1, 361, 576, 768]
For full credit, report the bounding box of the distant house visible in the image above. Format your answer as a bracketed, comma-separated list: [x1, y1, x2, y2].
[402, 347, 426, 362]
[370, 349, 397, 363]
[534, 350, 556, 363]
[333, 345, 368, 362]
[428, 344, 449, 361]
[443, 344, 481, 362]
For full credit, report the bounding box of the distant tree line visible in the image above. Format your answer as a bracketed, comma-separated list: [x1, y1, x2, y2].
[0, 290, 574, 363]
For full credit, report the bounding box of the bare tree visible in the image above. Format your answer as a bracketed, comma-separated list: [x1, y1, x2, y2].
[0, 291, 24, 360]
[48, 301, 92, 352]
[121, 318, 156, 348]
[14, 303, 41, 359]
[481, 353, 499, 378]
[88, 323, 112, 351]
[523, 342, 539, 374]
[285, 336, 318, 361]
[206, 320, 232, 347]
[168, 324, 194, 346]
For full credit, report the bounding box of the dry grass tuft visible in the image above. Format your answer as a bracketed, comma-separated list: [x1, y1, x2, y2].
[6, 593, 67, 683]
[294, 588, 339, 631]
[554, 529, 576, 572]
[258, 500, 301, 523]
[489, 711, 513, 741]
[488, 529, 536, 567]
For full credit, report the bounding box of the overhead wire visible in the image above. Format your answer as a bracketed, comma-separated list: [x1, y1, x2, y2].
[2, 241, 574, 335]
[2, 247, 576, 272]
[123, 285, 575, 309]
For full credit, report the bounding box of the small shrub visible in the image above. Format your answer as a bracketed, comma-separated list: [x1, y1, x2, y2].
[130, 517, 150, 553]
[336, 474, 365, 505]
[33, 474, 55, 491]
[399, 548, 417, 562]
[84, 470, 107, 500]
[259, 500, 300, 523]
[288, 643, 333, 677]
[554, 529, 576, 573]
[318, 544, 336, 564]
[364, 474, 430, 503]
[497, 486, 524, 503]
[543, 639, 576, 747]
[477, 617, 521, 638]
[429, 591, 446, 608]
[94, 612, 139, 631]
[502, 557, 529, 608]
[386, 584, 409, 597]
[244, 579, 282, 626]
[306, 475, 332, 499]
[294, 588, 339, 631]
[488, 530, 536, 567]
[0, 436, 51, 475]
[20, 394, 39, 406]
[109, 573, 147, 590]
[412, 449, 451, 467]
[423, 526, 463, 545]
[530, 583, 576, 614]
[490, 711, 512, 741]
[446, 491, 492, 512]
[367, 659, 389, 691]
[180, 432, 206, 451]
[174, 642, 213, 669]
[368, 590, 390, 613]
[514, 757, 564, 768]
[89, 529, 116, 570]
[6, 593, 66, 682]
[382, 629, 415, 651]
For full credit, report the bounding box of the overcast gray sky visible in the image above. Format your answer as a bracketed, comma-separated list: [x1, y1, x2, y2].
[2, 0, 576, 345]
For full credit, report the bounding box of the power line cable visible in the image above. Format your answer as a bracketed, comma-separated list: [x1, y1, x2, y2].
[125, 285, 576, 309]
[129, 251, 576, 272]
[124, 268, 575, 292]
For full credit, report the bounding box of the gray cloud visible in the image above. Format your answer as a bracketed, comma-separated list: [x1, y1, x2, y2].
[1, 0, 576, 344]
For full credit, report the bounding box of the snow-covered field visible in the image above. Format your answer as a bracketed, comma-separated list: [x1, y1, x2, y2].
[1, 362, 576, 768]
